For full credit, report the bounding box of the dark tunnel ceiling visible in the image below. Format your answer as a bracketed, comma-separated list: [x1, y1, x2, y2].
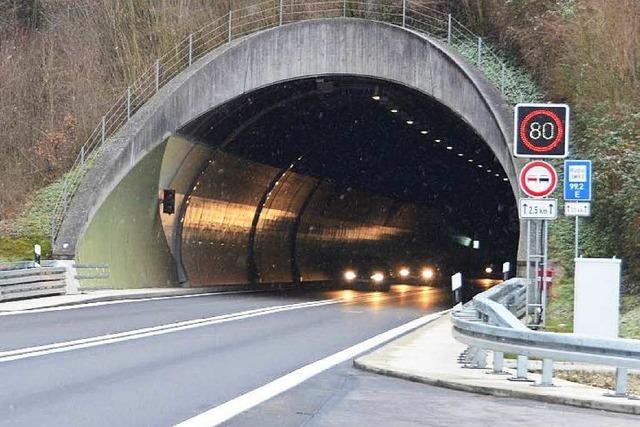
[177, 76, 518, 245]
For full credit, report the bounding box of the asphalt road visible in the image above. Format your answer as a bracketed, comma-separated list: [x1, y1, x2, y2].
[0, 285, 450, 426]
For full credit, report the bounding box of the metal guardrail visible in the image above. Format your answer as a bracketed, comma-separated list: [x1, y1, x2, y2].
[50, 0, 537, 244]
[0, 266, 67, 302]
[452, 278, 640, 397]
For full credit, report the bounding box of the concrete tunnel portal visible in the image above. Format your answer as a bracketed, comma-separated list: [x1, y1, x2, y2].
[54, 19, 522, 288]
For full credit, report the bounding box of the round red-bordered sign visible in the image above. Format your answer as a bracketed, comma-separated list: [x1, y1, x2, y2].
[519, 161, 557, 198]
[519, 109, 565, 153]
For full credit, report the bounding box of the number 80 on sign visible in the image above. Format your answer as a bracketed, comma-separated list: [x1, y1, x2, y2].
[514, 103, 570, 159]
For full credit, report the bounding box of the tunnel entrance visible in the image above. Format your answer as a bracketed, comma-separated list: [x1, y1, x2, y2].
[166, 76, 518, 287]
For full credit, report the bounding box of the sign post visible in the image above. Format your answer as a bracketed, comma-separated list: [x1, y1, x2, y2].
[514, 103, 569, 328]
[564, 160, 592, 259]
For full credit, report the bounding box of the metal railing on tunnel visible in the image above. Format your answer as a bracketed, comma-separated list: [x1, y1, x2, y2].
[452, 278, 640, 397]
[50, 0, 535, 245]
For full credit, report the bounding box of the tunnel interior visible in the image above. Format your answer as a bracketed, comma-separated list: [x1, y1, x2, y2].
[168, 76, 518, 287]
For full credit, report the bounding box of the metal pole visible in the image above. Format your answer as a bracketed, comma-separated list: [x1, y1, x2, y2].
[80, 146, 85, 165]
[542, 220, 549, 326]
[228, 10, 232, 42]
[447, 14, 452, 44]
[613, 368, 628, 396]
[477, 37, 482, 65]
[540, 358, 554, 387]
[101, 116, 106, 145]
[526, 219, 531, 321]
[280, 0, 284, 25]
[188, 34, 193, 66]
[575, 216, 580, 259]
[155, 59, 160, 93]
[501, 62, 506, 94]
[127, 86, 131, 119]
[402, 0, 406, 28]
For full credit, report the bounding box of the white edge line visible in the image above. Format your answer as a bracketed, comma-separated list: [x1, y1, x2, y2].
[173, 308, 451, 427]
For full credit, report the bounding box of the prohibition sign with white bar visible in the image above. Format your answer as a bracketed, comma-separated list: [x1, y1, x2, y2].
[519, 160, 558, 198]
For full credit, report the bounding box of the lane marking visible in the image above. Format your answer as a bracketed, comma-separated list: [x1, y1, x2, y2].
[0, 298, 342, 363]
[0, 289, 266, 317]
[174, 308, 450, 427]
[0, 290, 419, 363]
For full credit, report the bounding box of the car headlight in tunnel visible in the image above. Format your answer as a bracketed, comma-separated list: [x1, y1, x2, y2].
[399, 268, 410, 278]
[344, 270, 357, 281]
[421, 268, 434, 280]
[370, 272, 384, 283]
[485, 267, 493, 274]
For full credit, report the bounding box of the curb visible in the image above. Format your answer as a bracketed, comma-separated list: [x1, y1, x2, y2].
[353, 359, 640, 416]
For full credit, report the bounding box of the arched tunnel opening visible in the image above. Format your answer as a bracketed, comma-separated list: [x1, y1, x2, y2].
[160, 76, 519, 288]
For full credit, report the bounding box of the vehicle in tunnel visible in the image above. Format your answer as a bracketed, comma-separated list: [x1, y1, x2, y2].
[391, 264, 439, 286]
[340, 257, 392, 292]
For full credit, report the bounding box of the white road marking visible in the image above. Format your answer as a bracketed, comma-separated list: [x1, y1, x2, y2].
[0, 298, 342, 363]
[0, 289, 264, 317]
[173, 309, 450, 427]
[0, 290, 416, 363]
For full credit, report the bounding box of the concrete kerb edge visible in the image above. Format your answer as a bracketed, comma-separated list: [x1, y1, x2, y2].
[354, 352, 640, 416]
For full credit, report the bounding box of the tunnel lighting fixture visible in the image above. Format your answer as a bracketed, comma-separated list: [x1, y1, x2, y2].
[435, 139, 441, 143]
[390, 109, 398, 113]
[457, 153, 464, 157]
[473, 240, 480, 249]
[421, 268, 434, 280]
[485, 267, 493, 274]
[372, 95, 381, 101]
[477, 164, 483, 168]
[468, 159, 474, 163]
[446, 146, 453, 150]
[399, 268, 410, 278]
[494, 173, 500, 177]
[420, 130, 428, 135]
[344, 270, 357, 281]
[487, 169, 492, 173]
[503, 177, 509, 182]
[371, 272, 384, 283]
[406, 120, 414, 125]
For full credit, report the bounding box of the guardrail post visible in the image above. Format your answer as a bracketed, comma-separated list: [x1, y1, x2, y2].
[228, 10, 233, 42]
[127, 86, 132, 119]
[477, 36, 482, 65]
[80, 146, 85, 165]
[188, 34, 193, 65]
[402, 0, 406, 27]
[539, 358, 554, 386]
[101, 116, 106, 145]
[279, 0, 284, 25]
[610, 368, 629, 397]
[491, 351, 505, 374]
[155, 59, 160, 93]
[447, 14, 452, 44]
[516, 355, 528, 379]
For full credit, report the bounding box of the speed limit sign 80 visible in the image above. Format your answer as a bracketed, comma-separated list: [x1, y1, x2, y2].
[514, 103, 570, 158]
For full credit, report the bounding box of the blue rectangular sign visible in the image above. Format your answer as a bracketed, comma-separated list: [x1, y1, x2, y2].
[564, 160, 592, 201]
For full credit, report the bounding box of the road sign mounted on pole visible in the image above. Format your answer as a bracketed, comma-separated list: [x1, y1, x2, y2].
[519, 161, 558, 198]
[519, 198, 558, 220]
[564, 160, 592, 201]
[565, 202, 591, 217]
[514, 103, 570, 158]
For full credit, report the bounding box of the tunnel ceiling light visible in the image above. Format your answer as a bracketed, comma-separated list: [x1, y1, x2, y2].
[435, 139, 441, 143]
[503, 177, 509, 182]
[421, 130, 428, 134]
[446, 146, 453, 150]
[477, 164, 483, 168]
[495, 173, 500, 177]
[390, 109, 399, 113]
[457, 153, 464, 157]
[468, 159, 474, 163]
[406, 120, 414, 125]
[372, 95, 381, 101]
[487, 169, 492, 173]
